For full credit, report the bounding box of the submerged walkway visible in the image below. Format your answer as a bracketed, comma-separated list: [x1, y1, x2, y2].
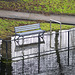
[0, 10, 75, 25]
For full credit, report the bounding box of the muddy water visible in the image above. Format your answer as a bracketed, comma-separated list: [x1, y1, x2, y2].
[0, 29, 75, 75]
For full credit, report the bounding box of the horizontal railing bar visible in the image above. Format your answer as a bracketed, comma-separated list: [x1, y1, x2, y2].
[0, 29, 75, 42]
[50, 19, 61, 24]
[3, 46, 74, 61]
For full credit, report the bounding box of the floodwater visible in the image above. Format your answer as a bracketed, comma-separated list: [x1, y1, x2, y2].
[0, 28, 75, 75]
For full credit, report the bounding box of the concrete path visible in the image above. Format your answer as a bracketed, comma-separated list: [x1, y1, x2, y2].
[0, 10, 75, 25]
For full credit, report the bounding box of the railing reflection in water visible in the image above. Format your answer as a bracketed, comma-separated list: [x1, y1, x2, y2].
[0, 29, 75, 75]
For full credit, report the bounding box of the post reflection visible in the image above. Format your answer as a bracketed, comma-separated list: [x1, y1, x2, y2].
[22, 51, 24, 75]
[0, 37, 12, 75]
[55, 31, 64, 75]
[38, 35, 40, 74]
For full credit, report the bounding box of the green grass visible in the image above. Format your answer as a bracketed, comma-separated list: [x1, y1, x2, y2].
[0, 18, 36, 39]
[40, 23, 75, 31]
[0, 0, 75, 15]
[0, 18, 75, 39]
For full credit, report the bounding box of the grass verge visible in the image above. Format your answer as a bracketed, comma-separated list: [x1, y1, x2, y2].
[0, 18, 75, 39]
[0, 0, 75, 15]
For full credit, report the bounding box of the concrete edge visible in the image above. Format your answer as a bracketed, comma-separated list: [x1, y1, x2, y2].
[0, 16, 75, 25]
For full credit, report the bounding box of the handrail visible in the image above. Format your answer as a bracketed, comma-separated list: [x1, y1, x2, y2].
[50, 19, 61, 33]
[50, 19, 62, 48]
[50, 19, 61, 24]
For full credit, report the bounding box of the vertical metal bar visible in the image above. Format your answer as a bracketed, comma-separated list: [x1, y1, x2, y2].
[22, 51, 24, 75]
[38, 34, 40, 73]
[50, 20, 52, 48]
[18, 36, 19, 46]
[50, 34, 51, 48]
[22, 36, 24, 45]
[6, 41, 8, 59]
[14, 36, 16, 48]
[73, 29, 74, 47]
[60, 23, 61, 49]
[39, 23, 40, 28]
[50, 20, 52, 34]
[60, 23, 61, 31]
[68, 31, 69, 66]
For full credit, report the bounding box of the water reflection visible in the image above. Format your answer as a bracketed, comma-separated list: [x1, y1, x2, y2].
[1, 37, 11, 59]
[0, 58, 12, 75]
[0, 37, 12, 75]
[0, 29, 75, 75]
[55, 31, 64, 75]
[21, 51, 24, 75]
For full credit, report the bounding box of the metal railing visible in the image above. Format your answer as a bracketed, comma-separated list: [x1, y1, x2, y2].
[50, 19, 62, 49]
[50, 19, 61, 33]
[0, 29, 75, 58]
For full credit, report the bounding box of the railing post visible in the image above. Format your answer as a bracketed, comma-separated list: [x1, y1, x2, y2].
[50, 19, 61, 48]
[59, 21, 62, 49]
[6, 41, 8, 59]
[50, 20, 52, 48]
[50, 20, 52, 34]
[68, 31, 69, 66]
[38, 34, 40, 73]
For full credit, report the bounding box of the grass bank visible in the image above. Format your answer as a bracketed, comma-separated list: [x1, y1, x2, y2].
[0, 0, 75, 15]
[0, 18, 75, 39]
